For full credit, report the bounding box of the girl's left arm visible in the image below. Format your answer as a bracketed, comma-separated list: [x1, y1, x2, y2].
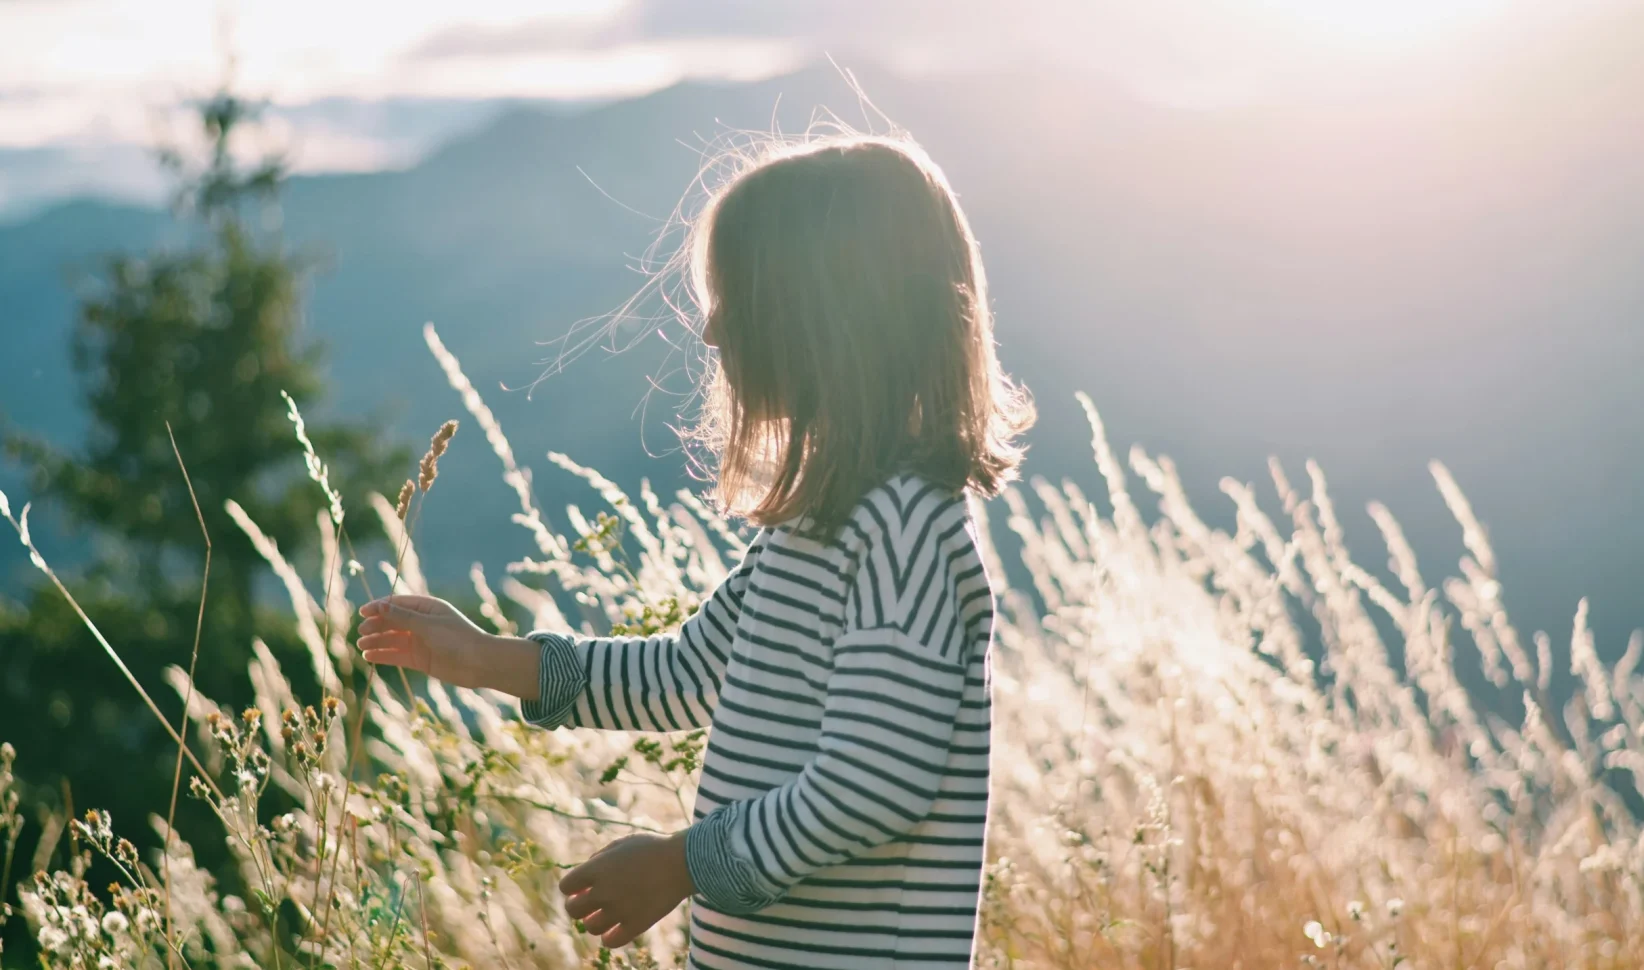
[356, 534, 764, 735]
[519, 531, 766, 733]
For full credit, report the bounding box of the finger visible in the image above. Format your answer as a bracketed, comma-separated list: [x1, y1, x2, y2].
[360, 615, 422, 636]
[559, 860, 600, 897]
[563, 889, 600, 921]
[356, 631, 413, 652]
[603, 922, 641, 948]
[361, 647, 416, 668]
[360, 594, 433, 618]
[581, 908, 620, 937]
[358, 618, 413, 639]
[386, 593, 440, 614]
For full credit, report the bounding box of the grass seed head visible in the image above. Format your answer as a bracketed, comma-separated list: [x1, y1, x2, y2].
[417, 420, 459, 493]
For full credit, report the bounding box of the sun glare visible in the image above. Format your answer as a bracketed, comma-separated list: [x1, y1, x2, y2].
[1255, 0, 1509, 51]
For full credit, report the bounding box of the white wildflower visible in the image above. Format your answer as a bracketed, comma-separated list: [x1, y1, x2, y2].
[133, 907, 162, 934]
[38, 925, 69, 953]
[1303, 920, 1331, 948]
[101, 910, 129, 936]
[65, 905, 95, 940]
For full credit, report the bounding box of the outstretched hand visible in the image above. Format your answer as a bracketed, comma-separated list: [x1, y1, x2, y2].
[561, 833, 696, 949]
[357, 594, 526, 692]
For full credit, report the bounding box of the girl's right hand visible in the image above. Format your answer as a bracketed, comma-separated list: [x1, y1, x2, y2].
[357, 594, 498, 691]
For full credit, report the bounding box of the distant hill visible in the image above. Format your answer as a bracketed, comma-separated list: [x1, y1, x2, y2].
[3, 20, 1642, 656]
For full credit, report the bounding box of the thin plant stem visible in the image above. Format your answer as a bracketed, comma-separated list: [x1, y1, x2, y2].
[312, 486, 425, 958]
[301, 518, 349, 970]
[373, 822, 411, 970]
[1, 508, 225, 802]
[302, 515, 353, 970]
[415, 871, 436, 969]
[481, 795, 664, 834]
[0, 809, 18, 951]
[311, 661, 376, 961]
[162, 422, 211, 970]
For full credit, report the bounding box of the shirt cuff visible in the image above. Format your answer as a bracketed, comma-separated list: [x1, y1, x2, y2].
[683, 804, 785, 915]
[517, 631, 584, 728]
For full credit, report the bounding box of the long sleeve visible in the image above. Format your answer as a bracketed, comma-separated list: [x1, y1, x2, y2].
[682, 505, 971, 914]
[519, 532, 764, 733]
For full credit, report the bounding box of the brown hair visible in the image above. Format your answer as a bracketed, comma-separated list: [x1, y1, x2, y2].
[682, 132, 1034, 537]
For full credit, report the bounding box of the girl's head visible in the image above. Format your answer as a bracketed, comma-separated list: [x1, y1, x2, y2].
[682, 131, 1034, 535]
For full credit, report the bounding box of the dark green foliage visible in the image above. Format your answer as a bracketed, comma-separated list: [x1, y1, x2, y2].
[0, 92, 406, 958]
[5, 92, 403, 655]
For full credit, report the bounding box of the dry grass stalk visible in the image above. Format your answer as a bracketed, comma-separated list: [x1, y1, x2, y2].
[394, 480, 415, 522]
[3, 339, 1641, 969]
[159, 423, 210, 970]
[417, 421, 459, 493]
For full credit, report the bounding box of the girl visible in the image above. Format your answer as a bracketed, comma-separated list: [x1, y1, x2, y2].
[357, 131, 1034, 969]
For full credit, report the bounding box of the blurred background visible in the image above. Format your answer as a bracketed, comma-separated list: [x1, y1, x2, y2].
[0, 0, 1641, 950]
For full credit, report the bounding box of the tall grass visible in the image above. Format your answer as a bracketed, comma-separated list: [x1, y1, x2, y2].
[2, 325, 1640, 968]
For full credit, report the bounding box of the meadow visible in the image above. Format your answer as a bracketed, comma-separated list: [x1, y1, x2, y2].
[2, 323, 1639, 969]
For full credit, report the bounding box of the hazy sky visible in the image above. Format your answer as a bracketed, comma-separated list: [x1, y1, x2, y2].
[0, 0, 1620, 215]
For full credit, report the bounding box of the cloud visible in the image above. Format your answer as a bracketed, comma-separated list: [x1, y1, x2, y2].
[395, 0, 1435, 111]
[0, 0, 1630, 216]
[411, 1, 899, 57]
[407, 1, 1086, 72]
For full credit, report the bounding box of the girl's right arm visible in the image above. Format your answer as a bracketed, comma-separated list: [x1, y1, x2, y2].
[357, 534, 762, 733]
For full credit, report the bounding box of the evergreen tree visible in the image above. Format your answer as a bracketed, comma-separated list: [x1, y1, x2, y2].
[0, 91, 406, 957]
[7, 92, 401, 652]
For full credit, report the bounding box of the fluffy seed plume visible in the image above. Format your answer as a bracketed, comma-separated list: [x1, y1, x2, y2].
[418, 420, 459, 493]
[395, 479, 415, 521]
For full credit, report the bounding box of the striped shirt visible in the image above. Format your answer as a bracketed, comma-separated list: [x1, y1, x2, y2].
[522, 473, 996, 969]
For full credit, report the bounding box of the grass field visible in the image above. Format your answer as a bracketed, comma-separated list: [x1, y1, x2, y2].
[4, 325, 1640, 969]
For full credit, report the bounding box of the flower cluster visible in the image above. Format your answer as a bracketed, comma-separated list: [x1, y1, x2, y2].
[25, 860, 165, 966]
[280, 697, 342, 772]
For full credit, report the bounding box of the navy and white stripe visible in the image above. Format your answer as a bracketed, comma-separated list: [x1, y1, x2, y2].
[522, 473, 996, 970]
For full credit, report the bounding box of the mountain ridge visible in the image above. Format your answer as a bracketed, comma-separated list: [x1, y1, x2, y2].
[3, 46, 1641, 652]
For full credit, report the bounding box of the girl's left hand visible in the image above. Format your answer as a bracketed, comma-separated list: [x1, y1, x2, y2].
[356, 593, 521, 692]
[560, 832, 696, 948]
